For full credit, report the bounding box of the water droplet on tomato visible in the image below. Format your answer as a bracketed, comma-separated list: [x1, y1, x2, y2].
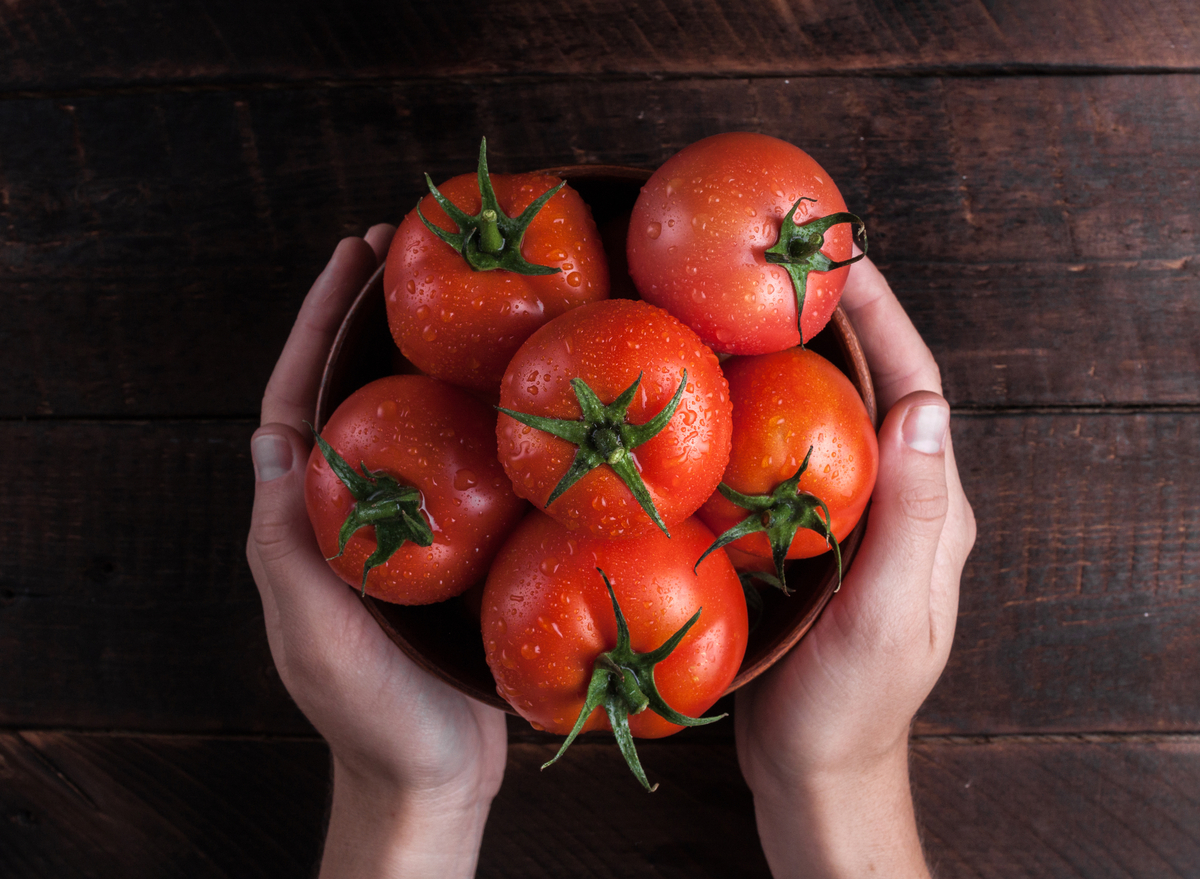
[376, 400, 397, 419]
[422, 326, 437, 342]
[566, 271, 583, 287]
[646, 221, 662, 239]
[540, 556, 560, 576]
[454, 469, 478, 490]
[406, 279, 417, 294]
[416, 305, 430, 320]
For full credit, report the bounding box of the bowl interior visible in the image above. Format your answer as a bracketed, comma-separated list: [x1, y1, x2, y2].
[315, 167, 876, 712]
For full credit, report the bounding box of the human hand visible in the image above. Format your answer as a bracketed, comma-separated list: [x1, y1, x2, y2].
[246, 226, 507, 878]
[735, 256, 976, 878]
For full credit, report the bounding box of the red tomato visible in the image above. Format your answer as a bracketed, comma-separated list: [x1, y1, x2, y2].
[482, 511, 748, 741]
[384, 144, 609, 391]
[496, 298, 732, 539]
[305, 375, 527, 604]
[626, 132, 863, 355]
[696, 347, 877, 577]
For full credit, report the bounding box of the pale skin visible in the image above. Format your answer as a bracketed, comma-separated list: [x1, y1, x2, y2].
[736, 252, 977, 878]
[247, 230, 974, 878]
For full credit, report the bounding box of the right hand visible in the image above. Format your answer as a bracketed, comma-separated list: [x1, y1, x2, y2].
[735, 255, 976, 878]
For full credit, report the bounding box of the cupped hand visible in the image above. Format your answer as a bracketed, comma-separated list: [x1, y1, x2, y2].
[246, 226, 507, 877]
[735, 256, 976, 878]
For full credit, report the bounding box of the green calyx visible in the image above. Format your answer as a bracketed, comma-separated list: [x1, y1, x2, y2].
[417, 137, 564, 275]
[309, 426, 434, 596]
[695, 447, 842, 595]
[498, 371, 687, 537]
[541, 568, 725, 792]
[764, 196, 868, 343]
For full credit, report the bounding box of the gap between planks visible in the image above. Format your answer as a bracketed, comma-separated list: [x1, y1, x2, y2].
[3, 65, 1200, 103]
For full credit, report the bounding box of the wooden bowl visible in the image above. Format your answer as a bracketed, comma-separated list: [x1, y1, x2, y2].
[314, 166, 877, 712]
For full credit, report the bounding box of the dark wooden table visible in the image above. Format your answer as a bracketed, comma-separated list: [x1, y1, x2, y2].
[3, 2, 1198, 876]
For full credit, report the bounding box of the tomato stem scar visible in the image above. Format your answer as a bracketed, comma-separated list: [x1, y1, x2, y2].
[308, 424, 434, 597]
[694, 446, 842, 595]
[539, 568, 723, 792]
[416, 137, 564, 275]
[764, 197, 867, 346]
[497, 371, 688, 537]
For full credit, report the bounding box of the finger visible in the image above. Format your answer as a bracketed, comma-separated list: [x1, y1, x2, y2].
[363, 223, 397, 264]
[929, 429, 975, 646]
[836, 391, 952, 651]
[261, 235, 382, 431]
[246, 423, 364, 640]
[840, 256, 942, 412]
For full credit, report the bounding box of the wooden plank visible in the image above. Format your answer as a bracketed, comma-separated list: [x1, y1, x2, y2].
[0, 732, 328, 878]
[2, 0, 1198, 92]
[0, 420, 310, 735]
[911, 736, 1200, 878]
[1, 412, 1197, 734]
[2, 76, 1196, 418]
[2, 732, 1197, 878]
[918, 411, 1200, 734]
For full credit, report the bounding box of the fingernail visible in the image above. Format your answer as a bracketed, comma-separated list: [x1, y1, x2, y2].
[252, 433, 293, 482]
[903, 403, 949, 455]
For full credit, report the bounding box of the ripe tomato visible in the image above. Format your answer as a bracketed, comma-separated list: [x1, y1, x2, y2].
[696, 347, 877, 589]
[496, 298, 732, 539]
[305, 375, 527, 604]
[384, 140, 609, 391]
[626, 132, 864, 355]
[482, 511, 748, 787]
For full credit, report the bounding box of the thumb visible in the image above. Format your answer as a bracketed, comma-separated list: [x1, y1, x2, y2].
[839, 391, 951, 641]
[246, 424, 335, 627]
[248, 424, 317, 566]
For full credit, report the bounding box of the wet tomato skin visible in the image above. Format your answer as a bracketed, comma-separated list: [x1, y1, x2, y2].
[305, 375, 528, 604]
[385, 172, 609, 391]
[496, 298, 733, 539]
[627, 132, 853, 355]
[697, 347, 878, 561]
[482, 511, 748, 738]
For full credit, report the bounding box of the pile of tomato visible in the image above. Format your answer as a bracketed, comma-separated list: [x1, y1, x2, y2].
[305, 133, 879, 790]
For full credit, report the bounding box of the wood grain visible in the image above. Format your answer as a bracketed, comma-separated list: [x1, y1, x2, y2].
[2, 732, 1197, 878]
[2, 76, 1197, 419]
[2, 412, 1196, 734]
[2, 0, 1198, 92]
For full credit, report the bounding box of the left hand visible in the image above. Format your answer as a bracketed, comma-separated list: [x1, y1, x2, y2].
[246, 225, 507, 878]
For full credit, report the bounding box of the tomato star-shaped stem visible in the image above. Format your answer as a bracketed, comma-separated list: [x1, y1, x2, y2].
[309, 426, 434, 596]
[695, 447, 842, 595]
[764, 196, 867, 344]
[498, 370, 687, 537]
[418, 137, 565, 275]
[541, 569, 725, 792]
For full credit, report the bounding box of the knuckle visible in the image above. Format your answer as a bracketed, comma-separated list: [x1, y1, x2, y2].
[249, 505, 301, 566]
[897, 477, 950, 526]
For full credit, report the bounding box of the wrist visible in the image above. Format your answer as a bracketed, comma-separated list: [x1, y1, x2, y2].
[318, 757, 496, 879]
[748, 741, 930, 879]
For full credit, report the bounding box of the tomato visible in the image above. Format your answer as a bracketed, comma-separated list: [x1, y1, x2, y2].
[482, 511, 748, 788]
[305, 375, 527, 604]
[695, 347, 877, 590]
[384, 140, 609, 391]
[496, 298, 732, 539]
[626, 132, 864, 355]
